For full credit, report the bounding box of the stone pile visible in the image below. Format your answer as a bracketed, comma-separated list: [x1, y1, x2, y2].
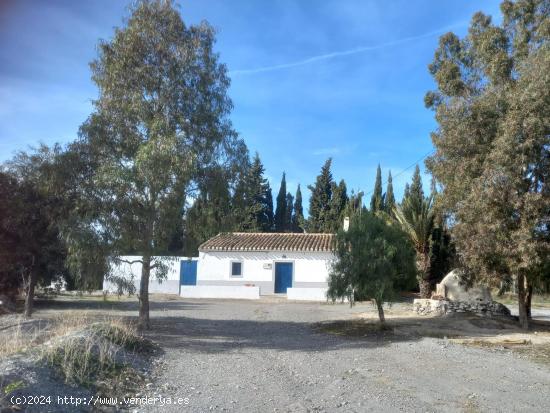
[413, 298, 511, 317]
[412, 269, 512, 318]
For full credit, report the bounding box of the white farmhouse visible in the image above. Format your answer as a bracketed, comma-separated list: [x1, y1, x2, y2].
[180, 232, 335, 300]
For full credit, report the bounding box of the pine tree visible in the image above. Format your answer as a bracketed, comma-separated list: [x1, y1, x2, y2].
[307, 159, 334, 232]
[292, 184, 304, 233]
[370, 164, 384, 212]
[274, 172, 287, 232]
[285, 192, 294, 232]
[385, 171, 396, 215]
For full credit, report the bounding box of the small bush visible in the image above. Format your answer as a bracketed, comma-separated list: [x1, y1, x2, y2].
[91, 321, 155, 353]
[41, 320, 153, 386]
[42, 333, 121, 385]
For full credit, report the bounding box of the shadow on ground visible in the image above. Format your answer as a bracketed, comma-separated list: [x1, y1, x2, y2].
[33, 295, 208, 313]
[142, 315, 423, 354]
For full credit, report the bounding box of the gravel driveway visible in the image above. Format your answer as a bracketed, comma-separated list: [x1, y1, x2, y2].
[138, 298, 550, 412]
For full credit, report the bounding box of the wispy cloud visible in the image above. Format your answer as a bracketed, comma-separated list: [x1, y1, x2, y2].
[312, 147, 342, 156]
[229, 22, 464, 76]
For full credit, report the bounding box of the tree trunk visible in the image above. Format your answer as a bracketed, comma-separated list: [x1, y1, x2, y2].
[417, 252, 432, 298]
[517, 273, 529, 330]
[375, 299, 385, 324]
[24, 268, 38, 318]
[418, 278, 431, 299]
[138, 255, 151, 330]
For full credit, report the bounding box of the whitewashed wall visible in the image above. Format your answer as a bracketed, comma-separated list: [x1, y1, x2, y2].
[196, 251, 334, 295]
[104, 255, 195, 295]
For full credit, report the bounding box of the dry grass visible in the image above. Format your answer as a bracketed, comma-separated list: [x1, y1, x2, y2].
[496, 293, 550, 308]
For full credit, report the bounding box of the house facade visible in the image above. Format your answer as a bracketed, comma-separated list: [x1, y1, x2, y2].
[104, 233, 335, 301]
[181, 232, 335, 300]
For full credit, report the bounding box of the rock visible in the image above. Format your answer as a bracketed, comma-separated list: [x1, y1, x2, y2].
[435, 269, 492, 303]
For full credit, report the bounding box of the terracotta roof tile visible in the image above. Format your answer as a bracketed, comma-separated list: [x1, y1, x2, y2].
[199, 232, 335, 252]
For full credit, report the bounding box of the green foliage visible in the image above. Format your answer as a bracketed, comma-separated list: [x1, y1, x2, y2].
[370, 164, 385, 212]
[292, 185, 305, 232]
[70, 0, 243, 327]
[308, 158, 334, 232]
[425, 0, 550, 327]
[394, 193, 435, 298]
[285, 192, 294, 232]
[274, 173, 287, 231]
[182, 166, 238, 254]
[307, 159, 349, 233]
[1, 146, 70, 316]
[408, 165, 424, 208]
[2, 380, 25, 397]
[384, 171, 396, 215]
[327, 180, 349, 232]
[236, 153, 273, 232]
[328, 211, 416, 322]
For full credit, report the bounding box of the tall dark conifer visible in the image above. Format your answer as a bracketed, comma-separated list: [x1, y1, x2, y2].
[385, 171, 396, 215]
[328, 179, 348, 232]
[409, 165, 424, 207]
[242, 153, 272, 232]
[285, 192, 294, 232]
[370, 164, 384, 212]
[308, 159, 334, 232]
[292, 184, 304, 233]
[274, 172, 287, 232]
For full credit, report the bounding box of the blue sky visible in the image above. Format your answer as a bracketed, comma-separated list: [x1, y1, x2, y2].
[0, 0, 502, 205]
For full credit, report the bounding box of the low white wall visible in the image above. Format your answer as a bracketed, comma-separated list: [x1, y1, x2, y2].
[287, 287, 328, 301]
[180, 285, 260, 300]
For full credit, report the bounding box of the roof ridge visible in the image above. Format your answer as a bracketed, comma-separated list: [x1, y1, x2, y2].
[199, 232, 335, 252]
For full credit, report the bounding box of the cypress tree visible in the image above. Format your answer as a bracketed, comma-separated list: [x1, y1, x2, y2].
[370, 164, 384, 212]
[385, 171, 396, 215]
[241, 153, 272, 232]
[285, 192, 294, 232]
[307, 159, 334, 233]
[403, 183, 410, 203]
[264, 184, 274, 231]
[292, 184, 304, 233]
[408, 165, 424, 207]
[274, 172, 287, 232]
[328, 179, 348, 232]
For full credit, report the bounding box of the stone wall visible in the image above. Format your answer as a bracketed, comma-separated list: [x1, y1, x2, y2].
[413, 298, 511, 317]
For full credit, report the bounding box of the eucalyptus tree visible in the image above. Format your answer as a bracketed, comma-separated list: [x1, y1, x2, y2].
[77, 0, 243, 328]
[425, 0, 550, 328]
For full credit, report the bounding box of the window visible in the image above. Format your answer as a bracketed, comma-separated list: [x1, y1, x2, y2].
[231, 261, 243, 277]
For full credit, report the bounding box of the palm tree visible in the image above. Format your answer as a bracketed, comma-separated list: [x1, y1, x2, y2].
[393, 195, 435, 298]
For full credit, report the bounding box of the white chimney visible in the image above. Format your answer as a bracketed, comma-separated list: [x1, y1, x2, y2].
[343, 217, 350, 232]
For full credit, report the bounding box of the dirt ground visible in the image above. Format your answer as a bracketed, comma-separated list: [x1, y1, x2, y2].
[3, 294, 550, 412]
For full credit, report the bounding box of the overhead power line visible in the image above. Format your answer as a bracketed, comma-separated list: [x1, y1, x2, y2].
[362, 150, 435, 197]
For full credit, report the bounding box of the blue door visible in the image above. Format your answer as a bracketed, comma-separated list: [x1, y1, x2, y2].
[180, 260, 197, 285]
[274, 262, 293, 293]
